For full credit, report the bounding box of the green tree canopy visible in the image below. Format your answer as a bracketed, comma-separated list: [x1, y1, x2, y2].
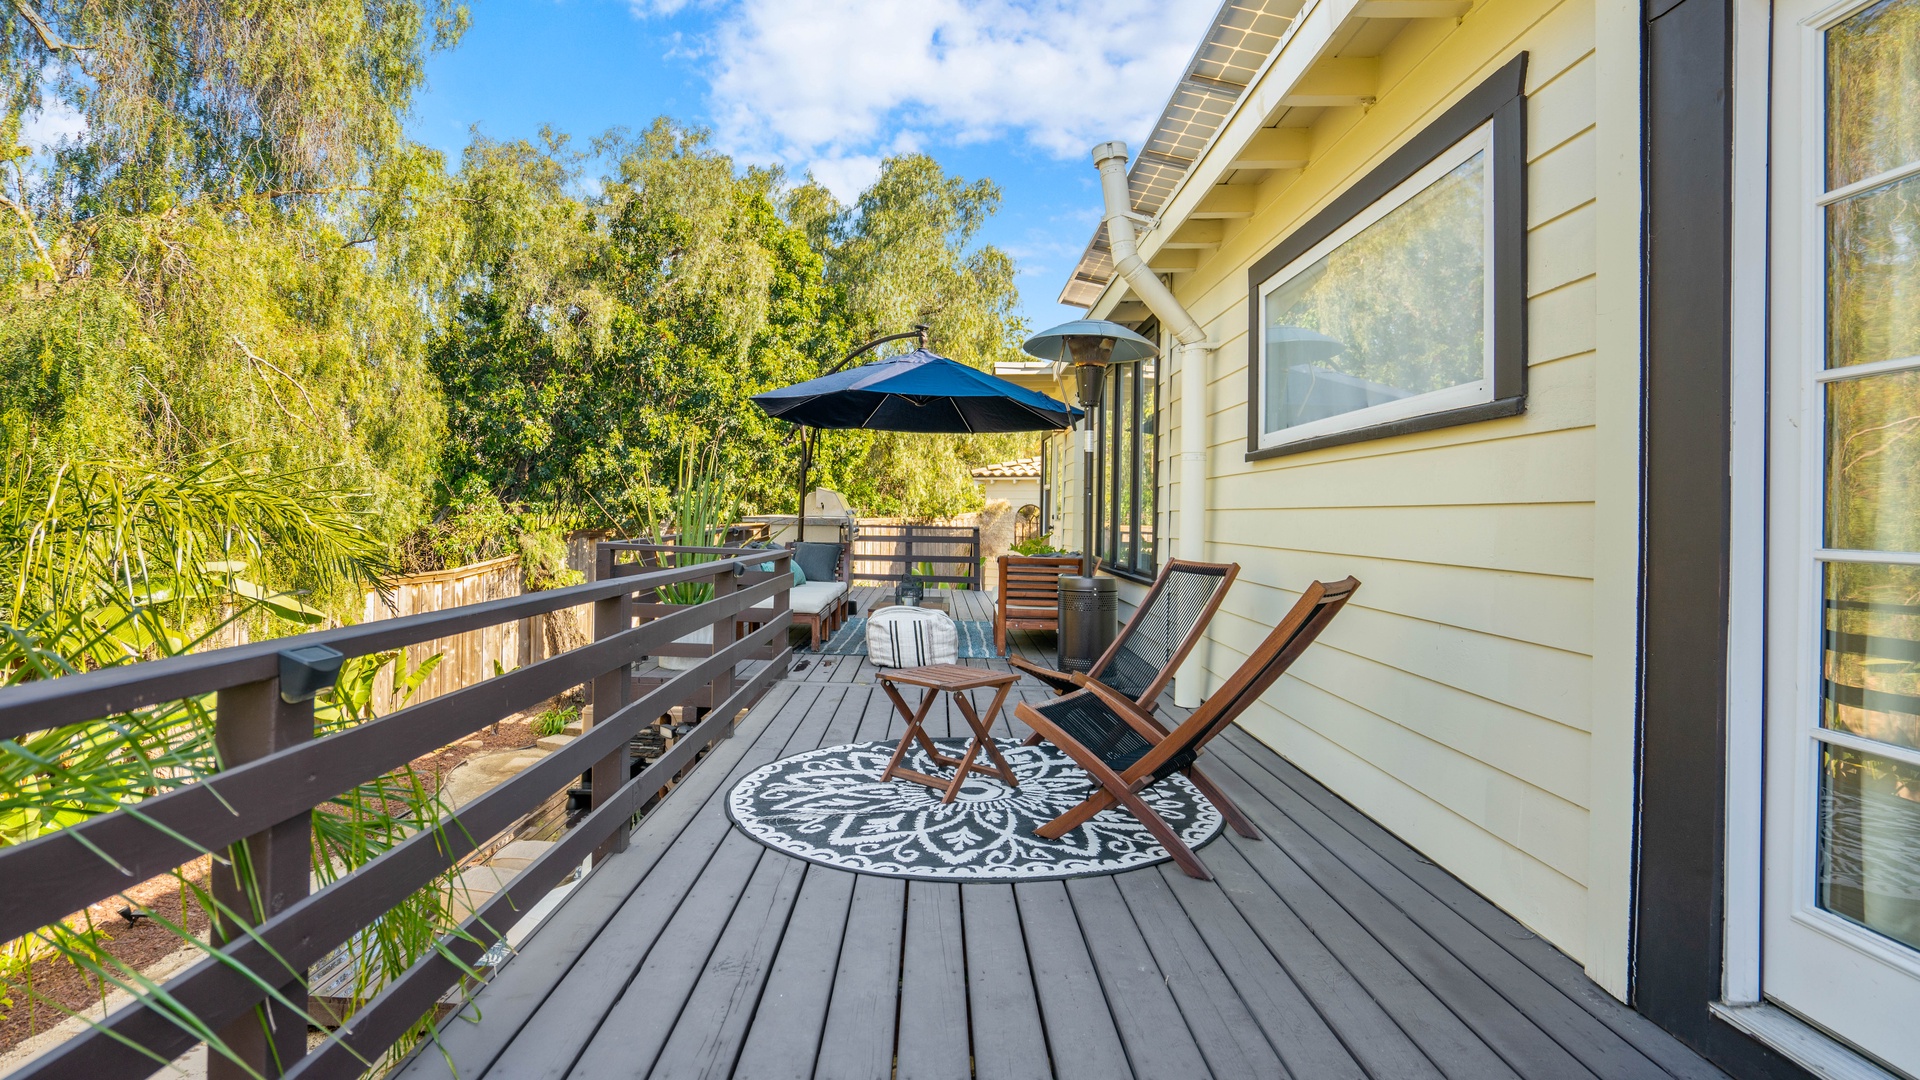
[2, 1, 470, 588]
[430, 128, 1036, 525]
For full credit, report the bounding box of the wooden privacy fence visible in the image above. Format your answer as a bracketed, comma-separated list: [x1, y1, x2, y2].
[361, 555, 524, 706]
[0, 549, 792, 1080]
[357, 534, 611, 710]
[850, 523, 981, 590]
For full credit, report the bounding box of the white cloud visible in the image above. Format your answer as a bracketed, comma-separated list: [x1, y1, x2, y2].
[20, 68, 87, 153]
[681, 0, 1217, 198]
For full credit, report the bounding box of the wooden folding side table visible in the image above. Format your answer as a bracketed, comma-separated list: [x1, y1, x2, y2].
[876, 664, 1020, 803]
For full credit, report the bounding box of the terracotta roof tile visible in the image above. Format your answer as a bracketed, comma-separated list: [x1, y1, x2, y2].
[970, 457, 1042, 479]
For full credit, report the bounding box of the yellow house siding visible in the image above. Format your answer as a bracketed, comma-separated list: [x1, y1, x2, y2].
[1109, 0, 1618, 967]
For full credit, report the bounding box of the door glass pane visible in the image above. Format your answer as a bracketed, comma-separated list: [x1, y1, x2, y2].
[1819, 743, 1920, 950]
[1827, 172, 1920, 368]
[1824, 561, 1920, 752]
[1826, 369, 1920, 550]
[1827, 0, 1920, 189]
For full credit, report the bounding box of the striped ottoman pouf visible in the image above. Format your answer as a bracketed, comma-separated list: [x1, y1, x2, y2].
[866, 607, 959, 668]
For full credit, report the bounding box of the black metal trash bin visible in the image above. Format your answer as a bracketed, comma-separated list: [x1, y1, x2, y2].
[1056, 574, 1117, 673]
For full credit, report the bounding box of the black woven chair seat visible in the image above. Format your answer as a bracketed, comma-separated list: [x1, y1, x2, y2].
[1030, 694, 1151, 772]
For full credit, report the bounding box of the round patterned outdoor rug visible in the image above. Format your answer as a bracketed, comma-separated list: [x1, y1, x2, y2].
[726, 739, 1223, 881]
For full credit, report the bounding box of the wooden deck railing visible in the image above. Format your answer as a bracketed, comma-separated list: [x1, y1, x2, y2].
[0, 547, 793, 1079]
[850, 523, 982, 589]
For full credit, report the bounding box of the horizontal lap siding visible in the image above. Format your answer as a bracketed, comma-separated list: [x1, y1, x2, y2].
[1159, 0, 1603, 958]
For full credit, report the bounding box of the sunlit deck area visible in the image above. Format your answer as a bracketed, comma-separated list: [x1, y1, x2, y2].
[394, 588, 1724, 1080]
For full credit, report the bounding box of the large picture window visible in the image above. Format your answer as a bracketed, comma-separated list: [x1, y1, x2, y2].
[1246, 58, 1526, 458]
[1092, 347, 1158, 580]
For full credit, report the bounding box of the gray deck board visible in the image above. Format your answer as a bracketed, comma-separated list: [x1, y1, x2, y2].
[1111, 867, 1285, 1079]
[1153, 859, 1376, 1080]
[813, 874, 906, 1080]
[960, 885, 1051, 1080]
[403, 655, 1726, 1080]
[396, 680, 808, 1080]
[728, 866, 854, 1080]
[1063, 874, 1215, 1078]
[1197, 751, 1529, 1079]
[1218, 730, 1730, 1080]
[1215, 766, 1601, 1079]
[1010, 880, 1135, 1080]
[896, 884, 971, 1080]
[1206, 735, 1667, 1080]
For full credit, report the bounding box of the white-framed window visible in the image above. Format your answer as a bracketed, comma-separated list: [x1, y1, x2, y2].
[1255, 124, 1496, 449]
[1242, 61, 1527, 461]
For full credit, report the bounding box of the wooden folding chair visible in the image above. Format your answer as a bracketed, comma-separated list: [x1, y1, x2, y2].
[1008, 558, 1239, 712]
[1009, 558, 1243, 823]
[1013, 577, 1360, 880]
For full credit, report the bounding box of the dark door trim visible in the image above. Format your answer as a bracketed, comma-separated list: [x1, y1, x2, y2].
[1636, 0, 1808, 1075]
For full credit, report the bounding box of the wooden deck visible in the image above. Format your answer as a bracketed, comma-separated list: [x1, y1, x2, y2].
[396, 587, 1724, 1080]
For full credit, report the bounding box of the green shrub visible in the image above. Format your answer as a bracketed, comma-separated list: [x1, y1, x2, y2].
[1012, 533, 1071, 557]
[532, 703, 578, 738]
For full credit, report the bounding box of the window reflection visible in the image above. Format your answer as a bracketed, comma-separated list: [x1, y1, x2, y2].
[1826, 369, 1920, 552]
[1820, 744, 1920, 951]
[1261, 149, 1488, 437]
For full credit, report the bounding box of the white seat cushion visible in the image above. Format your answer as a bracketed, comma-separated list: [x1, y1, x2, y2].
[781, 581, 846, 615]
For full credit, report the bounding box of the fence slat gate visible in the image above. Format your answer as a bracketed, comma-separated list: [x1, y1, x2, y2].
[849, 524, 981, 590]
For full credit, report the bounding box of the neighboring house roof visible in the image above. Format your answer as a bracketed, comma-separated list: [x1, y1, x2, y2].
[1057, 0, 1296, 308]
[970, 458, 1042, 479]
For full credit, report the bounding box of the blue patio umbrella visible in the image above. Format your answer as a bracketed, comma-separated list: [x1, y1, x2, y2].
[752, 348, 1080, 434]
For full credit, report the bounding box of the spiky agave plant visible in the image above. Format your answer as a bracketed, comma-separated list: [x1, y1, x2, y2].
[647, 439, 740, 606]
[0, 453, 484, 1076]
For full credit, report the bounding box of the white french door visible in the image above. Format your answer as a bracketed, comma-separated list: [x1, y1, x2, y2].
[1763, 0, 1920, 1072]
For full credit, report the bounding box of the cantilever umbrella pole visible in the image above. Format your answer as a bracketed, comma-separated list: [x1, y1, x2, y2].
[793, 325, 930, 527]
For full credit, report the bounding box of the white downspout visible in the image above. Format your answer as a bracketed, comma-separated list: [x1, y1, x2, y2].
[1093, 141, 1213, 707]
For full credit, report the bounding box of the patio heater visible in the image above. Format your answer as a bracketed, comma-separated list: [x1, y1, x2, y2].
[1021, 319, 1158, 672]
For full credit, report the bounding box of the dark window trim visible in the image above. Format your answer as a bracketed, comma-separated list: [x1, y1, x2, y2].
[1245, 53, 1529, 461]
[1091, 322, 1160, 579]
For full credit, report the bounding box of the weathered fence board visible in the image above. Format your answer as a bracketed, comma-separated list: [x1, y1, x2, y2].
[850, 523, 981, 590]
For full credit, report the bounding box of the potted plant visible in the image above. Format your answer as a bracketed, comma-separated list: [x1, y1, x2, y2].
[649, 444, 738, 670]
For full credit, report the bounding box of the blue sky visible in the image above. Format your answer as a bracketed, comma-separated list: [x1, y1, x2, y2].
[406, 0, 1219, 334]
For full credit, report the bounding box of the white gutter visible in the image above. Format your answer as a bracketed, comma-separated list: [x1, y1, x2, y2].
[1093, 140, 1213, 707]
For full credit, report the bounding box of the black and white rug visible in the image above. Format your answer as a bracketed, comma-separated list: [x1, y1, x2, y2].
[726, 739, 1223, 881]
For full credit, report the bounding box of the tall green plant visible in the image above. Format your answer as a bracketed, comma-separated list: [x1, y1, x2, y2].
[0, 456, 473, 1075]
[647, 441, 739, 606]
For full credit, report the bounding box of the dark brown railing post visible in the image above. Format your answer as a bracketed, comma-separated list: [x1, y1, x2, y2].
[708, 562, 737, 729]
[970, 526, 981, 590]
[209, 677, 313, 1080]
[590, 545, 631, 858]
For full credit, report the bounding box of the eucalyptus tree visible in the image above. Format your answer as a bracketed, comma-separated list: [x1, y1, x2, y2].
[429, 122, 850, 523]
[0, 0, 468, 564]
[790, 154, 1038, 519]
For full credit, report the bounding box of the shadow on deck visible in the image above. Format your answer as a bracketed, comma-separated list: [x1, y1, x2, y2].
[397, 589, 1722, 1080]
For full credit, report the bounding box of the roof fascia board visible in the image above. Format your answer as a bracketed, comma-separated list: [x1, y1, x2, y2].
[1137, 0, 1364, 266]
[1081, 0, 1364, 317]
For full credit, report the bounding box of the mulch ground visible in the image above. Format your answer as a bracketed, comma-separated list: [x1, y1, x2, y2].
[0, 862, 213, 1051]
[0, 715, 542, 1054]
